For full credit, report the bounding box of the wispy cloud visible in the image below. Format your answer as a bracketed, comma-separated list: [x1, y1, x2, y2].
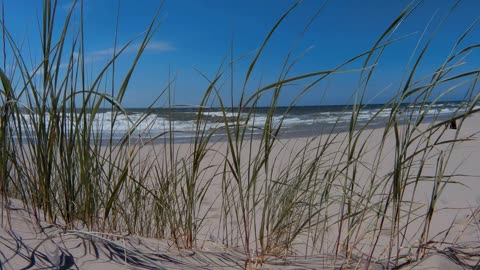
[31, 40, 175, 75]
[89, 41, 176, 57]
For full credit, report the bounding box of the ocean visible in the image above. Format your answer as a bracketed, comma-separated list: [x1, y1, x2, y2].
[14, 101, 475, 143]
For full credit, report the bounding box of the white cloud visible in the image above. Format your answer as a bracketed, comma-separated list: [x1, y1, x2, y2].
[30, 40, 174, 75]
[89, 40, 176, 57]
[144, 40, 176, 52]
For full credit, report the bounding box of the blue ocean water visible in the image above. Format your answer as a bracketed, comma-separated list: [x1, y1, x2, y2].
[14, 101, 476, 143]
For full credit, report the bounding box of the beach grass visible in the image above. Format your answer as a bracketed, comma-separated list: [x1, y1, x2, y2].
[1, 0, 480, 269]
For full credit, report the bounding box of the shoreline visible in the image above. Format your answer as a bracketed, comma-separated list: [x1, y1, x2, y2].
[8, 104, 468, 146]
[89, 112, 459, 145]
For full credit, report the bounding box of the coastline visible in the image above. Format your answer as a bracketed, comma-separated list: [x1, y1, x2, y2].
[102, 111, 460, 146]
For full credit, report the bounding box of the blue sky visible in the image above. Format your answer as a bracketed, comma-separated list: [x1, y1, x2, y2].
[3, 0, 480, 107]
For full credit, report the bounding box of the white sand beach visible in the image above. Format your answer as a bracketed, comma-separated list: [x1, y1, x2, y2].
[1, 114, 479, 269]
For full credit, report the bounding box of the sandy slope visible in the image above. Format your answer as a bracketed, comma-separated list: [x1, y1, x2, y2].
[1, 115, 480, 269]
[1, 199, 380, 269]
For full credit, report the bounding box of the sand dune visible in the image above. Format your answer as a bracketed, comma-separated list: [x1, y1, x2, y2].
[1, 115, 480, 269]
